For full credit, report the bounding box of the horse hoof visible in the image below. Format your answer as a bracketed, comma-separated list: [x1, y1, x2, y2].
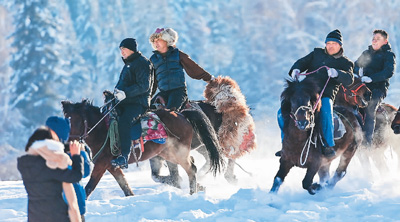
[307, 183, 322, 195]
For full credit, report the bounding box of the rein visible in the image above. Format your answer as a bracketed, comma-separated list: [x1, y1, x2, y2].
[294, 66, 331, 165]
[69, 98, 120, 142]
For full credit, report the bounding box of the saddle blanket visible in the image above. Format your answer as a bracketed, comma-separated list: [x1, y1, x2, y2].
[131, 112, 167, 148]
[333, 112, 346, 140]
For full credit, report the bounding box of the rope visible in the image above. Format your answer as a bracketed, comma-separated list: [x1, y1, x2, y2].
[109, 119, 121, 156]
[296, 66, 331, 165]
[300, 115, 317, 166]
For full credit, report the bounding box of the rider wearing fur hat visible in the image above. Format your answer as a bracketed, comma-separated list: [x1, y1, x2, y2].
[149, 27, 215, 110]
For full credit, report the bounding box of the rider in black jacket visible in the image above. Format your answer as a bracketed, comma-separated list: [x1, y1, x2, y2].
[354, 29, 396, 145]
[111, 38, 154, 169]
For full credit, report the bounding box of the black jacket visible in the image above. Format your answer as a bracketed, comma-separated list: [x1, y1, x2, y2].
[354, 43, 396, 96]
[17, 155, 83, 222]
[289, 48, 354, 100]
[115, 51, 154, 108]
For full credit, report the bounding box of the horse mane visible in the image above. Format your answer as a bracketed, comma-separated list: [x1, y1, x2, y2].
[62, 99, 101, 116]
[280, 77, 321, 117]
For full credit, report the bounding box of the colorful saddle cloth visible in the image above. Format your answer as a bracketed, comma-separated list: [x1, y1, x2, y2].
[129, 112, 168, 150]
[139, 112, 167, 144]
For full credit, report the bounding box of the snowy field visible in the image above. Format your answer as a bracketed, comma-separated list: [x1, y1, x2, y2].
[1, 121, 400, 222]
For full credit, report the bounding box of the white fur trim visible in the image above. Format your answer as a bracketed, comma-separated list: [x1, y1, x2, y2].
[30, 139, 65, 152]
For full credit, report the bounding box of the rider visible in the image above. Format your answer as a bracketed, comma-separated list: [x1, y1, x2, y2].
[111, 38, 154, 169]
[277, 29, 354, 157]
[148, 27, 215, 110]
[354, 29, 396, 146]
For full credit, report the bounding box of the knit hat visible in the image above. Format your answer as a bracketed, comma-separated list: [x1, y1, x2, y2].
[149, 28, 179, 50]
[325, 29, 343, 46]
[119, 38, 138, 52]
[45, 116, 71, 143]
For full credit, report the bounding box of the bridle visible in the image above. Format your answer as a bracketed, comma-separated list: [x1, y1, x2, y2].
[69, 98, 121, 142]
[341, 82, 368, 106]
[290, 105, 315, 129]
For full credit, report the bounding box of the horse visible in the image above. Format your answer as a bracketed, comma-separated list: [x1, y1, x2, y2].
[336, 76, 399, 173]
[62, 98, 223, 197]
[391, 107, 400, 134]
[270, 77, 362, 195]
[148, 76, 257, 186]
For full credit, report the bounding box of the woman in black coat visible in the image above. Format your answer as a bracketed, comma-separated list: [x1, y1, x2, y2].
[18, 126, 83, 222]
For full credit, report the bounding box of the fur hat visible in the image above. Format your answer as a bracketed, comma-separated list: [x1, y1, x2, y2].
[149, 28, 179, 50]
[45, 116, 71, 143]
[325, 29, 343, 46]
[120, 38, 138, 52]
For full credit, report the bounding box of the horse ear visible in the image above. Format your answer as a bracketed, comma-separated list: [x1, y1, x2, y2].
[61, 100, 73, 114]
[103, 90, 112, 96]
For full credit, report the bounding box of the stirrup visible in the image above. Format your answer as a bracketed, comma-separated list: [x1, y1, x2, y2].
[111, 155, 128, 169]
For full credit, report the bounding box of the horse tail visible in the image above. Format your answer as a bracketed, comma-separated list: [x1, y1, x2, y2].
[181, 109, 223, 175]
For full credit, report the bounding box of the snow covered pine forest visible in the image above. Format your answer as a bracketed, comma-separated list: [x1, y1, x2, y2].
[1, 0, 400, 221]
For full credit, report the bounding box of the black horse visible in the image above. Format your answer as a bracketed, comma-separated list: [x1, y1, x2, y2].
[270, 77, 362, 195]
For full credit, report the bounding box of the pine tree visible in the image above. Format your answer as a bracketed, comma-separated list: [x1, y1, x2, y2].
[9, 0, 61, 127]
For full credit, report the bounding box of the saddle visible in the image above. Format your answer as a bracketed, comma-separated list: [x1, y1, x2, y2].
[104, 111, 167, 157]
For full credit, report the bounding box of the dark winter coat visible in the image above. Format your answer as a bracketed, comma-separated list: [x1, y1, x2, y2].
[17, 154, 83, 222]
[115, 51, 154, 108]
[150, 46, 213, 92]
[354, 43, 396, 96]
[289, 47, 354, 100]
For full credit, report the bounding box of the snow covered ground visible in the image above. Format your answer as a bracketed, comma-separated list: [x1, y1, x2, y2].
[1, 122, 400, 222]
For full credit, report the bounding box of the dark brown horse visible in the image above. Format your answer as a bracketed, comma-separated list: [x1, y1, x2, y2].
[336, 77, 399, 173]
[62, 99, 223, 197]
[335, 77, 371, 109]
[391, 107, 400, 134]
[270, 78, 362, 195]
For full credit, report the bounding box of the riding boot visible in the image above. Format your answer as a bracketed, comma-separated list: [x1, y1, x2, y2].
[322, 146, 336, 158]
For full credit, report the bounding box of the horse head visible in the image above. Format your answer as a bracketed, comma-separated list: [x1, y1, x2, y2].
[281, 78, 321, 131]
[337, 76, 371, 108]
[391, 107, 400, 134]
[61, 99, 103, 141]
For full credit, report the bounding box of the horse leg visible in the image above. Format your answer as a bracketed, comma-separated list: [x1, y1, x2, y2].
[107, 167, 134, 196]
[303, 163, 321, 195]
[318, 163, 331, 186]
[196, 145, 211, 177]
[327, 148, 356, 189]
[179, 156, 198, 194]
[224, 159, 238, 184]
[270, 159, 293, 193]
[165, 161, 183, 188]
[149, 156, 183, 189]
[85, 150, 115, 198]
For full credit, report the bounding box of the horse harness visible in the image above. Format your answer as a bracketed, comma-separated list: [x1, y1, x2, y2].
[341, 82, 367, 106]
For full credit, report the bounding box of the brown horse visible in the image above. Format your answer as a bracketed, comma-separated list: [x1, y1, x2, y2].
[391, 107, 400, 134]
[62, 99, 223, 197]
[336, 77, 399, 173]
[335, 77, 371, 109]
[270, 77, 362, 195]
